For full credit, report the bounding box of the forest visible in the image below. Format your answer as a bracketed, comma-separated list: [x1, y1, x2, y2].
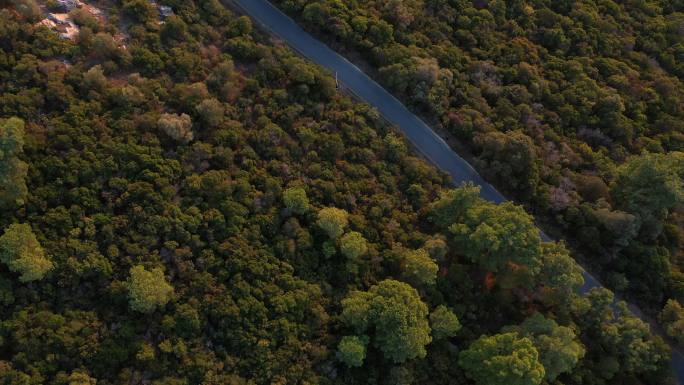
[0, 0, 680, 384]
[272, 0, 684, 326]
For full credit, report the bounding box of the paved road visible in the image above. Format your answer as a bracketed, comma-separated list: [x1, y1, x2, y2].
[228, 0, 684, 381]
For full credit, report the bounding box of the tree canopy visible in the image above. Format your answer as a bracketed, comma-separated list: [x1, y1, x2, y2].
[341, 279, 431, 363]
[0, 223, 52, 282]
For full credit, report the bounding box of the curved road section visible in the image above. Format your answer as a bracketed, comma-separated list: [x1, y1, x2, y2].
[228, 0, 684, 381]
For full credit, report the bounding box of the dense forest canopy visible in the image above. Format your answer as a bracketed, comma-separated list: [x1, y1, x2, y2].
[0, 0, 679, 384]
[272, 0, 684, 318]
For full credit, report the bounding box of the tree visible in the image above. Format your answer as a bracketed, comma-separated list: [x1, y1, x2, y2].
[67, 370, 97, 385]
[122, 0, 157, 24]
[341, 279, 431, 363]
[402, 248, 438, 286]
[337, 335, 367, 367]
[195, 98, 225, 128]
[12, 0, 41, 22]
[158, 113, 194, 143]
[423, 236, 447, 262]
[340, 231, 368, 259]
[505, 313, 585, 381]
[660, 299, 684, 345]
[0, 224, 52, 282]
[283, 187, 309, 214]
[449, 201, 542, 276]
[126, 265, 174, 313]
[0, 117, 28, 208]
[429, 305, 461, 340]
[611, 152, 684, 239]
[428, 184, 481, 228]
[537, 242, 584, 308]
[474, 131, 541, 198]
[574, 288, 671, 376]
[459, 332, 545, 385]
[317, 207, 348, 239]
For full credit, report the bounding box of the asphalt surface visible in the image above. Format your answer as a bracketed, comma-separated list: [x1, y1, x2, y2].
[229, 0, 684, 381]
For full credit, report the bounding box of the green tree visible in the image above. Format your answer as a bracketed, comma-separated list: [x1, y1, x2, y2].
[283, 187, 309, 214]
[341, 279, 431, 363]
[337, 335, 367, 367]
[574, 288, 670, 376]
[0, 224, 52, 282]
[195, 98, 225, 128]
[537, 242, 584, 308]
[126, 265, 174, 313]
[317, 207, 348, 239]
[67, 370, 97, 385]
[12, 0, 41, 22]
[661, 299, 684, 345]
[158, 113, 194, 143]
[611, 152, 684, 239]
[424, 236, 448, 262]
[449, 201, 542, 276]
[340, 231, 368, 259]
[474, 131, 541, 198]
[402, 248, 438, 286]
[429, 305, 461, 340]
[122, 0, 157, 24]
[505, 313, 585, 381]
[428, 184, 481, 228]
[459, 332, 545, 385]
[0, 117, 28, 208]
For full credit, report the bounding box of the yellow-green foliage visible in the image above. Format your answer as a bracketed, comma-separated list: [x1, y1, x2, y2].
[317, 207, 348, 239]
[0, 223, 52, 282]
[126, 265, 174, 313]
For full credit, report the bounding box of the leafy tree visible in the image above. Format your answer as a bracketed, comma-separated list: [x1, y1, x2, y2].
[428, 184, 481, 229]
[474, 131, 540, 198]
[122, 0, 157, 24]
[423, 236, 447, 262]
[317, 207, 348, 239]
[402, 248, 438, 287]
[459, 332, 545, 385]
[283, 187, 309, 214]
[12, 0, 41, 22]
[337, 335, 367, 367]
[537, 242, 584, 308]
[341, 279, 431, 363]
[0, 224, 52, 282]
[126, 265, 174, 313]
[0, 117, 28, 208]
[505, 313, 585, 381]
[611, 152, 684, 239]
[195, 98, 225, 128]
[340, 231, 367, 259]
[449, 200, 542, 276]
[66, 370, 97, 385]
[158, 113, 194, 143]
[574, 288, 671, 376]
[429, 305, 461, 340]
[660, 299, 684, 345]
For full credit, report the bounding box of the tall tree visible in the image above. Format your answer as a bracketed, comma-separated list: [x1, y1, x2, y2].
[459, 332, 545, 385]
[505, 313, 585, 381]
[0, 118, 28, 209]
[317, 207, 349, 239]
[341, 279, 431, 363]
[126, 265, 174, 313]
[0, 223, 52, 282]
[611, 152, 684, 239]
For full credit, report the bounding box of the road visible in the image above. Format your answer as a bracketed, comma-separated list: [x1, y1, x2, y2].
[227, 0, 684, 381]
